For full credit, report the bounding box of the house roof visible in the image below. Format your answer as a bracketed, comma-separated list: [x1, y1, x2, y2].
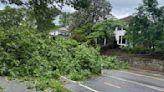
[120, 16, 133, 22]
[58, 27, 68, 31]
[50, 27, 69, 33]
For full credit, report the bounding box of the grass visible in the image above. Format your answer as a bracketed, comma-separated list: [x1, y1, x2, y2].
[0, 86, 3, 92]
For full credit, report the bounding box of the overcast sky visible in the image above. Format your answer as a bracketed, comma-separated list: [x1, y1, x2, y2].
[59, 0, 164, 19]
[110, 0, 164, 18]
[0, 0, 164, 19]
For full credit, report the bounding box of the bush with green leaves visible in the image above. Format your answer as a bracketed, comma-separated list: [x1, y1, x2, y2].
[0, 27, 102, 78]
[0, 27, 56, 77]
[0, 86, 3, 91]
[0, 26, 127, 91]
[35, 78, 70, 92]
[102, 56, 128, 69]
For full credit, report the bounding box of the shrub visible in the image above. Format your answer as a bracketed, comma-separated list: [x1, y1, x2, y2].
[35, 78, 70, 92]
[122, 47, 155, 54]
[0, 86, 3, 91]
[0, 27, 57, 77]
[102, 56, 128, 69]
[0, 26, 128, 91]
[0, 27, 102, 78]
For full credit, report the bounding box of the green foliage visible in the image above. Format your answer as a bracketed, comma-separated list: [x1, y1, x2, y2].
[91, 19, 126, 39]
[68, 70, 91, 81]
[1, 0, 95, 31]
[73, 45, 101, 74]
[32, 3, 61, 31]
[0, 26, 128, 90]
[0, 86, 3, 91]
[69, 0, 112, 30]
[102, 56, 128, 69]
[71, 23, 93, 43]
[0, 27, 57, 77]
[0, 5, 61, 31]
[0, 6, 24, 30]
[72, 20, 126, 46]
[0, 0, 129, 91]
[127, 0, 164, 51]
[24, 77, 70, 92]
[0, 26, 127, 75]
[70, 0, 91, 10]
[35, 78, 70, 92]
[0, 26, 103, 78]
[1, 0, 91, 10]
[122, 47, 148, 54]
[1, 1, 61, 31]
[59, 12, 72, 27]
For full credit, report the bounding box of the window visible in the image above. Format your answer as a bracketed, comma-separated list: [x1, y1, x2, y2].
[119, 36, 126, 44]
[118, 27, 121, 30]
[122, 37, 126, 44]
[119, 36, 121, 44]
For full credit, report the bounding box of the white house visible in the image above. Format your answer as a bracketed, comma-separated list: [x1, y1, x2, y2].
[114, 27, 128, 46]
[113, 16, 132, 47]
[49, 27, 71, 37]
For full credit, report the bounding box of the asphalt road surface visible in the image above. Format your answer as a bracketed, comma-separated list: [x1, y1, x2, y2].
[64, 70, 164, 92]
[0, 77, 37, 92]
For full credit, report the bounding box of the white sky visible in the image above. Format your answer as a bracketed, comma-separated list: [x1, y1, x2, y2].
[58, 0, 164, 19]
[110, 0, 164, 19]
[0, 0, 164, 24]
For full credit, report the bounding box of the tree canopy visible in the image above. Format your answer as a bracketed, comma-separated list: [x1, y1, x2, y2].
[69, 0, 112, 30]
[127, 0, 164, 51]
[59, 12, 72, 27]
[0, 0, 91, 31]
[0, 6, 24, 29]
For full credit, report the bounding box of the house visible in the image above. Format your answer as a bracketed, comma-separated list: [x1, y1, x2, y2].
[114, 27, 127, 47]
[113, 16, 132, 47]
[49, 27, 71, 37]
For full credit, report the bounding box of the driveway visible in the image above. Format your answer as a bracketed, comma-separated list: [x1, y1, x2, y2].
[64, 70, 164, 92]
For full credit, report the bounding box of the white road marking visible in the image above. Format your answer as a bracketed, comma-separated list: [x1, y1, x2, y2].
[120, 71, 164, 81]
[79, 83, 99, 92]
[104, 82, 121, 88]
[103, 75, 164, 92]
[60, 76, 99, 92]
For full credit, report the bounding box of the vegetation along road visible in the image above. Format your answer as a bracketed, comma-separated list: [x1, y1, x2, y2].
[64, 70, 164, 92]
[0, 0, 163, 91]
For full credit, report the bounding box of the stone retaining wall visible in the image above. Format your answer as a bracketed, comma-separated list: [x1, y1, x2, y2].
[117, 56, 164, 72]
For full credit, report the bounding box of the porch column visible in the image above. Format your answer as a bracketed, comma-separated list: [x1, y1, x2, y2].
[121, 36, 123, 45]
[104, 38, 107, 46]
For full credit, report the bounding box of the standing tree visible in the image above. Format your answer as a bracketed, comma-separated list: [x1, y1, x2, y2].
[127, 0, 164, 51]
[0, 6, 24, 29]
[69, 0, 112, 30]
[59, 12, 72, 27]
[155, 6, 164, 50]
[70, 0, 112, 47]
[0, 0, 90, 31]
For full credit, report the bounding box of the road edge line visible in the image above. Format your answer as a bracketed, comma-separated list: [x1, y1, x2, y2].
[60, 76, 99, 92]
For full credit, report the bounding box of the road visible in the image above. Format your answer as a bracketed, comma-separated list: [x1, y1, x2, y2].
[64, 70, 164, 92]
[0, 77, 37, 92]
